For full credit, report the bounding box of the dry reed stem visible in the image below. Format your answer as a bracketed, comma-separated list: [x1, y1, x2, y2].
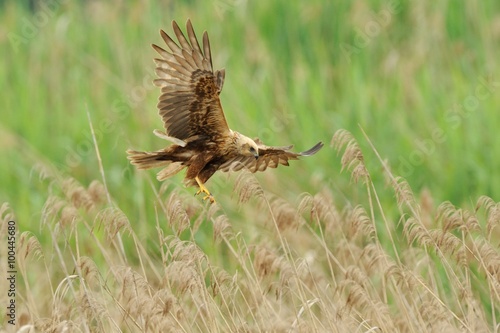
[331, 129, 369, 183]
[4, 128, 499, 332]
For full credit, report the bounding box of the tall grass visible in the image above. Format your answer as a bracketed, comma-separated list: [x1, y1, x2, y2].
[1, 0, 500, 332]
[1, 130, 499, 332]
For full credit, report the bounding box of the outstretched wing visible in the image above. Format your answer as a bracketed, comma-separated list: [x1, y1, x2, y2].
[220, 141, 324, 173]
[152, 19, 230, 142]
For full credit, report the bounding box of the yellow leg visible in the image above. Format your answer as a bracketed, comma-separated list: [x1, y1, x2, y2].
[194, 176, 216, 204]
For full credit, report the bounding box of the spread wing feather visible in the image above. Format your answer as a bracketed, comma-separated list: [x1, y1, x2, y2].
[152, 19, 230, 142]
[220, 141, 324, 173]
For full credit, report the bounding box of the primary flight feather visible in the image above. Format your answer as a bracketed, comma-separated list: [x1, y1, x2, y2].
[127, 19, 323, 203]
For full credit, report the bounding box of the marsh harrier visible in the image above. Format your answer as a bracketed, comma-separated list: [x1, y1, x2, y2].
[127, 20, 323, 203]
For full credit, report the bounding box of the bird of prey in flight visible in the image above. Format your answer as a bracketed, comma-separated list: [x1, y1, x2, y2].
[127, 19, 323, 203]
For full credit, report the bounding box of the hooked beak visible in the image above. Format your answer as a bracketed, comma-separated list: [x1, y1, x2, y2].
[254, 151, 259, 160]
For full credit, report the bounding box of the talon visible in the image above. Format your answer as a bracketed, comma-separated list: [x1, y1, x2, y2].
[195, 176, 216, 204]
[203, 194, 216, 204]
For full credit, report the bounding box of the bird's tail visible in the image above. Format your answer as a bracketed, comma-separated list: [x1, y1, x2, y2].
[126, 149, 185, 181]
[126, 150, 169, 169]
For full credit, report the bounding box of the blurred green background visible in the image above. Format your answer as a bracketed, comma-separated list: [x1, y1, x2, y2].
[1, 0, 500, 231]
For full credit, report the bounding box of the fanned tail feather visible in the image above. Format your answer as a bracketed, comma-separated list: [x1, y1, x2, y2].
[126, 150, 169, 169]
[126, 149, 185, 180]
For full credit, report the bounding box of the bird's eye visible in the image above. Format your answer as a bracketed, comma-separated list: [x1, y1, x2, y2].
[249, 147, 255, 153]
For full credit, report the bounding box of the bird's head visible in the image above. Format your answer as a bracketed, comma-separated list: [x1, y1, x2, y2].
[233, 132, 259, 159]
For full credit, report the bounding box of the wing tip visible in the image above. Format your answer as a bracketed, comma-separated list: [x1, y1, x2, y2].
[158, 29, 167, 39]
[300, 142, 324, 156]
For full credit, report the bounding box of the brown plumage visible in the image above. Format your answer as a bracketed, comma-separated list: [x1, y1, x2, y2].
[127, 19, 323, 203]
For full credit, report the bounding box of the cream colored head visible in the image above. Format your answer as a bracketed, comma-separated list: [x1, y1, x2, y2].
[233, 131, 259, 159]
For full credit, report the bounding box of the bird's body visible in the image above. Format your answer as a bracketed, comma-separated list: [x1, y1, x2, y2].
[129, 130, 259, 185]
[127, 20, 323, 202]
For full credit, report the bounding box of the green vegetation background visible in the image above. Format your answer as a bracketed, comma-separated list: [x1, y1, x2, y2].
[1, 0, 499, 236]
[1, 1, 500, 331]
